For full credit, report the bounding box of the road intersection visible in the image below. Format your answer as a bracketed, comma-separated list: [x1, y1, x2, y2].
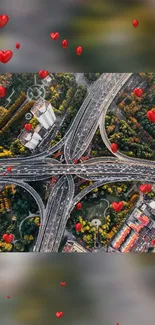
[1, 73, 154, 252]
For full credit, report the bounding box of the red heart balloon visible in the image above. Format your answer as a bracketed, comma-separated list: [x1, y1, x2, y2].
[2, 233, 14, 243]
[0, 50, 13, 63]
[147, 110, 155, 123]
[112, 202, 124, 212]
[39, 70, 49, 79]
[139, 184, 152, 193]
[76, 46, 83, 56]
[7, 166, 12, 172]
[51, 176, 57, 183]
[140, 185, 146, 193]
[24, 124, 32, 132]
[110, 143, 118, 153]
[60, 282, 66, 287]
[152, 239, 155, 245]
[62, 39, 68, 49]
[50, 32, 59, 40]
[132, 19, 139, 28]
[76, 202, 82, 210]
[133, 88, 143, 97]
[0, 86, 7, 98]
[75, 222, 82, 232]
[0, 15, 9, 28]
[16, 43, 20, 49]
[7, 296, 10, 299]
[56, 312, 64, 318]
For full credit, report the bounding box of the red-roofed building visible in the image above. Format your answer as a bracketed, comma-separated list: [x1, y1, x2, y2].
[120, 232, 139, 252]
[138, 215, 150, 226]
[111, 225, 131, 250]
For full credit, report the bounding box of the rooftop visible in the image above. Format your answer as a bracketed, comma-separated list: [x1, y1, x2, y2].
[19, 129, 33, 144]
[148, 200, 155, 210]
[62, 240, 87, 253]
[34, 124, 42, 133]
[31, 99, 49, 116]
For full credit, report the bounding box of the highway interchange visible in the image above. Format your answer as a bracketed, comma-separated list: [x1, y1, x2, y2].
[1, 73, 155, 252]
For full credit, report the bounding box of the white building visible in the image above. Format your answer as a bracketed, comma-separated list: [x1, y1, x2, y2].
[42, 75, 53, 86]
[19, 128, 42, 151]
[31, 99, 56, 130]
[147, 200, 155, 216]
[148, 200, 155, 210]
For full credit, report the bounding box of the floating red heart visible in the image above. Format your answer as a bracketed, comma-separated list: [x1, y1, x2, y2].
[60, 282, 66, 287]
[76, 202, 82, 210]
[152, 239, 155, 245]
[146, 110, 155, 123]
[62, 39, 68, 49]
[112, 201, 124, 212]
[51, 176, 57, 183]
[37, 223, 40, 227]
[133, 88, 143, 97]
[132, 19, 139, 28]
[74, 158, 79, 164]
[0, 15, 9, 28]
[39, 70, 49, 79]
[76, 46, 83, 56]
[50, 32, 59, 40]
[24, 123, 32, 132]
[75, 222, 82, 232]
[2, 233, 14, 243]
[110, 143, 118, 153]
[56, 312, 64, 318]
[139, 184, 152, 193]
[16, 43, 20, 49]
[6, 296, 10, 299]
[0, 86, 7, 98]
[0, 50, 13, 63]
[7, 166, 12, 172]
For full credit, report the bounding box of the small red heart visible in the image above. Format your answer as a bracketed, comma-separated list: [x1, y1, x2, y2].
[75, 222, 82, 232]
[139, 184, 152, 193]
[112, 202, 124, 213]
[39, 70, 49, 79]
[7, 166, 12, 172]
[0, 50, 13, 63]
[132, 19, 139, 28]
[76, 46, 83, 56]
[56, 312, 64, 318]
[37, 223, 40, 227]
[76, 202, 82, 210]
[16, 43, 20, 49]
[0, 15, 9, 28]
[7, 296, 10, 299]
[24, 123, 32, 132]
[110, 143, 118, 153]
[147, 110, 155, 123]
[3, 233, 14, 243]
[0, 86, 7, 98]
[60, 282, 66, 287]
[133, 88, 143, 97]
[62, 40, 68, 49]
[50, 32, 59, 40]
